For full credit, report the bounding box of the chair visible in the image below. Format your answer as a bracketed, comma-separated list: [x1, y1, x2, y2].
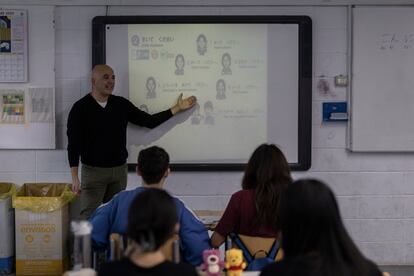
[109, 233, 180, 263]
[226, 234, 283, 261]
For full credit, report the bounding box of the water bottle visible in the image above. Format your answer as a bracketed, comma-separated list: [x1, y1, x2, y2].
[71, 221, 93, 271]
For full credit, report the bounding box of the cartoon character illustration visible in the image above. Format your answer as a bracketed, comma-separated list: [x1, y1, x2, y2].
[145, 76, 157, 99]
[200, 249, 224, 276]
[191, 104, 203, 125]
[196, 34, 207, 55]
[204, 101, 215, 125]
[216, 79, 226, 100]
[175, 54, 185, 75]
[221, 53, 232, 75]
[225, 248, 246, 276]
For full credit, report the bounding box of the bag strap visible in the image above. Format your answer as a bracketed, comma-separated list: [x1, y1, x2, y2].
[229, 233, 253, 263]
[268, 239, 280, 260]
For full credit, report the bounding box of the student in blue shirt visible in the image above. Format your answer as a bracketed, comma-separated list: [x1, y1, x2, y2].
[89, 146, 210, 266]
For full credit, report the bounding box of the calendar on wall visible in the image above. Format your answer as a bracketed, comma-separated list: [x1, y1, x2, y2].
[0, 9, 28, 83]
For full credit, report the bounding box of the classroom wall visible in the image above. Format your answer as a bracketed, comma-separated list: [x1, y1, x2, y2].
[1, 2, 414, 265]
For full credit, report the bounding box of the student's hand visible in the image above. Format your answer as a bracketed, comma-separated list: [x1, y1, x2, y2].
[171, 93, 197, 114]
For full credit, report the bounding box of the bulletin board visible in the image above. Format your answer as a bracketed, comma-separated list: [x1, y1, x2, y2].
[0, 6, 55, 149]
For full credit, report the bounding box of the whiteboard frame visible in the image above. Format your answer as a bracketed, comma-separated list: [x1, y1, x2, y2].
[92, 15, 312, 171]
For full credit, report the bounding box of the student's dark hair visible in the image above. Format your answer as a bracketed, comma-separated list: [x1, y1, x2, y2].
[137, 146, 169, 184]
[279, 179, 375, 276]
[242, 144, 292, 230]
[127, 189, 177, 252]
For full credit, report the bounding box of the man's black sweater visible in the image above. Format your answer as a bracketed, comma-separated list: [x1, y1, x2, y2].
[67, 94, 172, 167]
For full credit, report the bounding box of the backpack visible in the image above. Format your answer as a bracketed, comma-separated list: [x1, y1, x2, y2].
[229, 233, 280, 271]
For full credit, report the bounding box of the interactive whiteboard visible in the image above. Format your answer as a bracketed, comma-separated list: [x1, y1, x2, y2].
[92, 16, 312, 170]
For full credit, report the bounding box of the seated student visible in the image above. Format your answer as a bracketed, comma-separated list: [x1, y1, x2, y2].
[211, 144, 293, 247]
[261, 179, 385, 276]
[98, 189, 198, 276]
[89, 146, 210, 266]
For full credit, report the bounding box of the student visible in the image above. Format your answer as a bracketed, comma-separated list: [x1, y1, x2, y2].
[211, 144, 292, 247]
[98, 189, 198, 276]
[89, 146, 210, 266]
[261, 179, 384, 276]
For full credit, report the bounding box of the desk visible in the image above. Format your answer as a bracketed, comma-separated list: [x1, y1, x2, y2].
[198, 272, 260, 276]
[194, 210, 223, 230]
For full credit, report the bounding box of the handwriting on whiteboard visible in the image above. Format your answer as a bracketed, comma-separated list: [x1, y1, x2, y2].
[380, 33, 414, 50]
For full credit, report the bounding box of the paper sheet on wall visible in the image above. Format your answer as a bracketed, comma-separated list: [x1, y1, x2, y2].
[27, 87, 54, 123]
[0, 9, 28, 82]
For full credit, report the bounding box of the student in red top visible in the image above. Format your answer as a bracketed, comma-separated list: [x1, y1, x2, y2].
[211, 144, 293, 247]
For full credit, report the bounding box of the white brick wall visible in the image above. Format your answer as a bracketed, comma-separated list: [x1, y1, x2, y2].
[1, 4, 414, 265]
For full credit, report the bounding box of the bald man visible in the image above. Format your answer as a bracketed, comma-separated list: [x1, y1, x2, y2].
[67, 65, 196, 219]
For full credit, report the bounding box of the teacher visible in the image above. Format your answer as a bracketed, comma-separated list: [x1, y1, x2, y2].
[67, 64, 196, 219]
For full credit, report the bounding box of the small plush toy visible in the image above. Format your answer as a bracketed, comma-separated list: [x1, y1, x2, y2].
[225, 248, 246, 276]
[200, 249, 224, 276]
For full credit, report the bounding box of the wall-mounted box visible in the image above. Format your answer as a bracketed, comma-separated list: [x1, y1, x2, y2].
[323, 102, 348, 122]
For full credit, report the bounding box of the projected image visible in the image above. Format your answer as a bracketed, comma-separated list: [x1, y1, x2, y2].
[204, 101, 215, 125]
[221, 53, 232, 75]
[131, 34, 140, 46]
[216, 79, 226, 100]
[139, 104, 149, 113]
[103, 20, 307, 166]
[145, 76, 157, 99]
[196, 34, 207, 55]
[174, 54, 185, 75]
[191, 104, 203, 125]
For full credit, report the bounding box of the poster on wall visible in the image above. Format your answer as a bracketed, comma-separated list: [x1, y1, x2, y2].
[0, 89, 25, 124]
[0, 9, 28, 82]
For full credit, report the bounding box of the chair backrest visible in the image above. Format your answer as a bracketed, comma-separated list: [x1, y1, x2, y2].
[109, 233, 180, 263]
[161, 234, 180, 263]
[109, 233, 124, 261]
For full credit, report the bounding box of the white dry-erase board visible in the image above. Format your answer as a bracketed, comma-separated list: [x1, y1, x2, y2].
[92, 16, 312, 170]
[350, 6, 414, 152]
[0, 6, 55, 149]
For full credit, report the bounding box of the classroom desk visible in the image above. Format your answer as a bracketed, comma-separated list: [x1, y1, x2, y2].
[198, 271, 260, 276]
[194, 210, 223, 230]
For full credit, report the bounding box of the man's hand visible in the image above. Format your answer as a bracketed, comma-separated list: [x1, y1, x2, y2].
[72, 176, 81, 195]
[171, 93, 197, 114]
[71, 167, 81, 195]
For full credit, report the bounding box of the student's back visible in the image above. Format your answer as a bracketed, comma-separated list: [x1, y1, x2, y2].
[99, 258, 197, 276]
[97, 188, 199, 276]
[89, 146, 209, 266]
[211, 144, 292, 247]
[261, 179, 384, 276]
[261, 255, 382, 276]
